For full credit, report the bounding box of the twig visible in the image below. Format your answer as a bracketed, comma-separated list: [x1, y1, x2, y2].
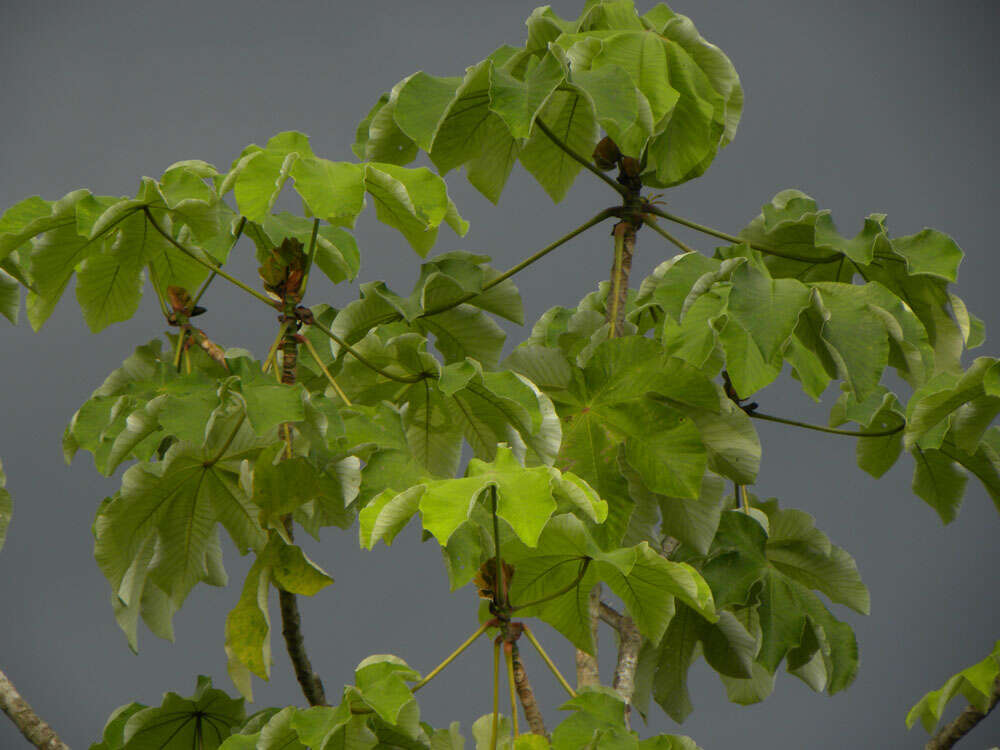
[926, 676, 1000, 750]
[0, 667, 70, 750]
[510, 643, 546, 736]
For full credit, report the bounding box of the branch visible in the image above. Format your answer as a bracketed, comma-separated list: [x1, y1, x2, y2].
[533, 119, 629, 198]
[510, 643, 546, 736]
[643, 205, 842, 264]
[926, 676, 1000, 750]
[575, 585, 602, 689]
[598, 602, 641, 716]
[0, 668, 70, 750]
[747, 410, 905, 437]
[275, 328, 327, 707]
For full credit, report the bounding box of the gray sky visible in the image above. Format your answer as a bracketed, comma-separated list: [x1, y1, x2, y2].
[1, 0, 999, 747]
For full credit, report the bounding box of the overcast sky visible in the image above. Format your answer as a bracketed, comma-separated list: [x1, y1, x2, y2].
[1, 1, 999, 748]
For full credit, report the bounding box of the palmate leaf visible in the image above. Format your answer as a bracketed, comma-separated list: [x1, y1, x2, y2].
[8, 162, 237, 331]
[504, 513, 716, 653]
[225, 130, 467, 256]
[112, 676, 244, 750]
[94, 405, 268, 649]
[353, 1, 741, 203]
[829, 385, 906, 478]
[510, 335, 715, 548]
[244, 212, 360, 286]
[906, 640, 1000, 734]
[225, 535, 333, 700]
[701, 507, 866, 691]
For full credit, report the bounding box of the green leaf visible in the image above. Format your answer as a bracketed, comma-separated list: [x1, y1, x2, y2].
[906, 358, 1000, 450]
[421, 445, 556, 547]
[363, 162, 466, 256]
[122, 676, 244, 750]
[507, 514, 715, 652]
[906, 640, 1000, 733]
[0, 267, 19, 324]
[0, 458, 10, 552]
[95, 412, 265, 647]
[702, 509, 863, 694]
[829, 387, 905, 478]
[911, 446, 968, 524]
[489, 50, 565, 139]
[289, 157, 366, 228]
[650, 602, 756, 722]
[519, 89, 599, 203]
[225, 535, 333, 699]
[551, 687, 633, 750]
[90, 702, 146, 750]
[228, 356, 306, 435]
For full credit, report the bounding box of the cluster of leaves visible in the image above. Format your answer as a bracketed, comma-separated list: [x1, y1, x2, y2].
[90, 673, 703, 750]
[353, 0, 741, 203]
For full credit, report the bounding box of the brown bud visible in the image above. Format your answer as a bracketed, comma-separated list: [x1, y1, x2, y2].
[592, 136, 622, 171]
[620, 156, 641, 178]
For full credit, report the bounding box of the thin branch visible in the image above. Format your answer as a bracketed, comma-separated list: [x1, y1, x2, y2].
[306, 318, 428, 384]
[143, 208, 278, 309]
[534, 119, 629, 198]
[748, 410, 906, 437]
[643, 205, 842, 264]
[192, 216, 247, 307]
[926, 676, 1000, 750]
[0, 667, 70, 750]
[509, 558, 590, 611]
[418, 207, 619, 319]
[510, 643, 546, 735]
[640, 215, 697, 254]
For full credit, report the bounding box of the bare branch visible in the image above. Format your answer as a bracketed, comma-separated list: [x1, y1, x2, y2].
[0, 667, 70, 750]
[926, 676, 1000, 750]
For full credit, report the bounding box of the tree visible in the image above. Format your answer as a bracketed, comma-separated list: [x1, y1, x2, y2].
[1, 1, 998, 749]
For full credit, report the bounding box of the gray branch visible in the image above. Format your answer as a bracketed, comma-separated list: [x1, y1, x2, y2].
[0, 667, 70, 750]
